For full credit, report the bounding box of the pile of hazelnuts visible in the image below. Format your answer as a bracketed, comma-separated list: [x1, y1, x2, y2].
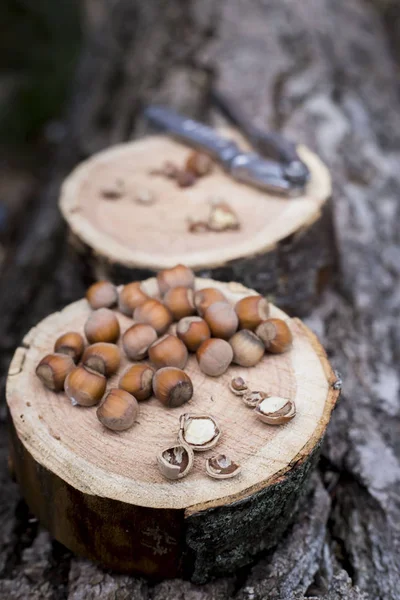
[35, 264, 292, 433]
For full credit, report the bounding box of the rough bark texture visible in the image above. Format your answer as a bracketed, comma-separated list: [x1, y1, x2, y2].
[0, 0, 400, 598]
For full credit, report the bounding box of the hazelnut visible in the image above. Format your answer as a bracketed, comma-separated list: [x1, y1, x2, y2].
[64, 365, 106, 407]
[256, 318, 293, 354]
[229, 330, 265, 367]
[84, 308, 120, 344]
[204, 301, 238, 339]
[163, 287, 196, 320]
[148, 335, 188, 370]
[54, 332, 84, 363]
[176, 316, 210, 352]
[82, 343, 121, 377]
[194, 288, 228, 317]
[133, 299, 172, 335]
[152, 367, 193, 408]
[157, 444, 194, 480]
[119, 364, 154, 401]
[97, 389, 139, 431]
[235, 296, 270, 330]
[86, 281, 118, 309]
[178, 414, 221, 451]
[254, 396, 296, 425]
[118, 282, 149, 316]
[205, 454, 241, 479]
[242, 390, 268, 408]
[157, 264, 195, 295]
[185, 151, 213, 176]
[196, 338, 233, 377]
[122, 323, 157, 360]
[229, 376, 248, 396]
[35, 353, 74, 392]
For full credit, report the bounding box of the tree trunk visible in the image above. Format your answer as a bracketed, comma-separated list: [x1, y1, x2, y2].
[1, 0, 400, 598]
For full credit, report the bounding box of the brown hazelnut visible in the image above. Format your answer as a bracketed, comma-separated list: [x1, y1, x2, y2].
[86, 281, 118, 309]
[35, 353, 74, 392]
[185, 151, 213, 176]
[84, 308, 120, 344]
[54, 332, 84, 363]
[176, 316, 211, 352]
[82, 343, 121, 377]
[163, 287, 196, 320]
[196, 338, 233, 377]
[152, 367, 193, 408]
[97, 389, 139, 431]
[229, 330, 265, 367]
[118, 282, 149, 316]
[157, 264, 195, 295]
[256, 318, 293, 354]
[119, 364, 155, 401]
[148, 334, 188, 370]
[204, 301, 238, 339]
[64, 365, 106, 407]
[122, 323, 157, 360]
[157, 444, 194, 480]
[133, 299, 172, 335]
[194, 287, 228, 317]
[254, 396, 296, 425]
[235, 296, 270, 330]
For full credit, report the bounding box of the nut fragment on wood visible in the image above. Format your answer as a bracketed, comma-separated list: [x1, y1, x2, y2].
[206, 454, 241, 479]
[150, 161, 179, 179]
[178, 413, 221, 451]
[242, 390, 268, 408]
[177, 170, 197, 188]
[133, 188, 156, 205]
[100, 178, 125, 199]
[157, 444, 194, 480]
[208, 200, 240, 231]
[229, 376, 248, 396]
[254, 396, 296, 425]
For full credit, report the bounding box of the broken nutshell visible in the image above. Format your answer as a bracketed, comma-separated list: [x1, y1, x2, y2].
[242, 390, 268, 408]
[157, 444, 194, 480]
[205, 454, 241, 480]
[254, 396, 296, 425]
[178, 414, 221, 452]
[208, 201, 240, 232]
[229, 376, 248, 396]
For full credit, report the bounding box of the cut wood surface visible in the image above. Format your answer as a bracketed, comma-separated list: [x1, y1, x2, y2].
[1, 0, 400, 598]
[60, 134, 331, 272]
[6, 278, 339, 580]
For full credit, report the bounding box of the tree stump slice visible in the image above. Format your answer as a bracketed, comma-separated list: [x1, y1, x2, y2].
[6, 278, 339, 583]
[60, 134, 335, 315]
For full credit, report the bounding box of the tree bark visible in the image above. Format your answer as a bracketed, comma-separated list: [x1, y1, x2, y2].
[1, 0, 400, 598]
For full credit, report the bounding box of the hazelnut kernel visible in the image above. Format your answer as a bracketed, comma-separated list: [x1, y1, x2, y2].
[176, 316, 211, 352]
[64, 365, 106, 407]
[194, 287, 228, 317]
[256, 318, 293, 354]
[254, 396, 296, 425]
[84, 308, 120, 344]
[149, 334, 188, 370]
[163, 287, 196, 320]
[122, 323, 157, 360]
[118, 282, 149, 316]
[152, 367, 193, 408]
[133, 299, 172, 335]
[157, 264, 195, 295]
[86, 281, 118, 309]
[82, 343, 121, 377]
[36, 353, 74, 392]
[119, 364, 154, 401]
[97, 389, 139, 431]
[196, 338, 233, 377]
[229, 329, 265, 367]
[178, 414, 221, 451]
[204, 301, 238, 339]
[54, 332, 84, 363]
[235, 296, 270, 330]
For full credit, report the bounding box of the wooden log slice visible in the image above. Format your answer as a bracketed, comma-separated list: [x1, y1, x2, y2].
[60, 134, 335, 315]
[6, 278, 339, 583]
